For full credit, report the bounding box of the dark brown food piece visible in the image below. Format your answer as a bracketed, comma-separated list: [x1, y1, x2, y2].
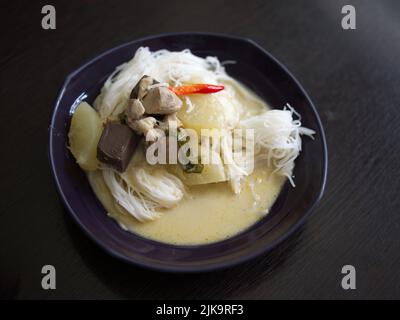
[97, 122, 138, 172]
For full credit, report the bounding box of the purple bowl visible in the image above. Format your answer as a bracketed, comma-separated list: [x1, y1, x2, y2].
[49, 33, 327, 272]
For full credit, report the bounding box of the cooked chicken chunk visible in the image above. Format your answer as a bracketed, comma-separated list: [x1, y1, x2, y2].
[155, 113, 182, 132]
[126, 99, 145, 120]
[164, 112, 183, 128]
[127, 116, 162, 142]
[127, 116, 156, 134]
[142, 87, 182, 115]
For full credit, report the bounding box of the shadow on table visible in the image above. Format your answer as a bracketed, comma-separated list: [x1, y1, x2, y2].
[63, 209, 305, 299]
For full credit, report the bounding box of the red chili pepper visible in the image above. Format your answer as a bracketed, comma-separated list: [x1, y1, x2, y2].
[169, 84, 224, 95]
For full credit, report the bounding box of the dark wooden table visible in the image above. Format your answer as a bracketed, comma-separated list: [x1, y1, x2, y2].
[1, 0, 399, 300]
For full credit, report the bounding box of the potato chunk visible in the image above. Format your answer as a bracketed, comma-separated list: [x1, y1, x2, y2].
[177, 93, 239, 133]
[68, 102, 103, 171]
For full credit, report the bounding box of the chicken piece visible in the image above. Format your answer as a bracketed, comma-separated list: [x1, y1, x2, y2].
[130, 75, 158, 100]
[146, 129, 164, 142]
[157, 113, 183, 133]
[142, 87, 182, 115]
[164, 112, 183, 128]
[126, 99, 145, 120]
[156, 113, 183, 132]
[126, 116, 162, 142]
[127, 116, 156, 134]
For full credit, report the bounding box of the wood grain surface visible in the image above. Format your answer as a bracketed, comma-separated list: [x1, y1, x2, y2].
[0, 0, 399, 299]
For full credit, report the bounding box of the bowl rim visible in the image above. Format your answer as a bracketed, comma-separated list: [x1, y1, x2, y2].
[49, 32, 328, 273]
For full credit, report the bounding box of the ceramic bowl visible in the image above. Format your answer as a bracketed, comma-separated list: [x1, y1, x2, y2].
[49, 33, 327, 272]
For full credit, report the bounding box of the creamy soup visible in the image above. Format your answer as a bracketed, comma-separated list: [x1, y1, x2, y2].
[88, 167, 286, 245]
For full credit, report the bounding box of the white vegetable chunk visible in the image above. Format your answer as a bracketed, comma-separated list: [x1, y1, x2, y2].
[168, 148, 228, 186]
[177, 93, 239, 133]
